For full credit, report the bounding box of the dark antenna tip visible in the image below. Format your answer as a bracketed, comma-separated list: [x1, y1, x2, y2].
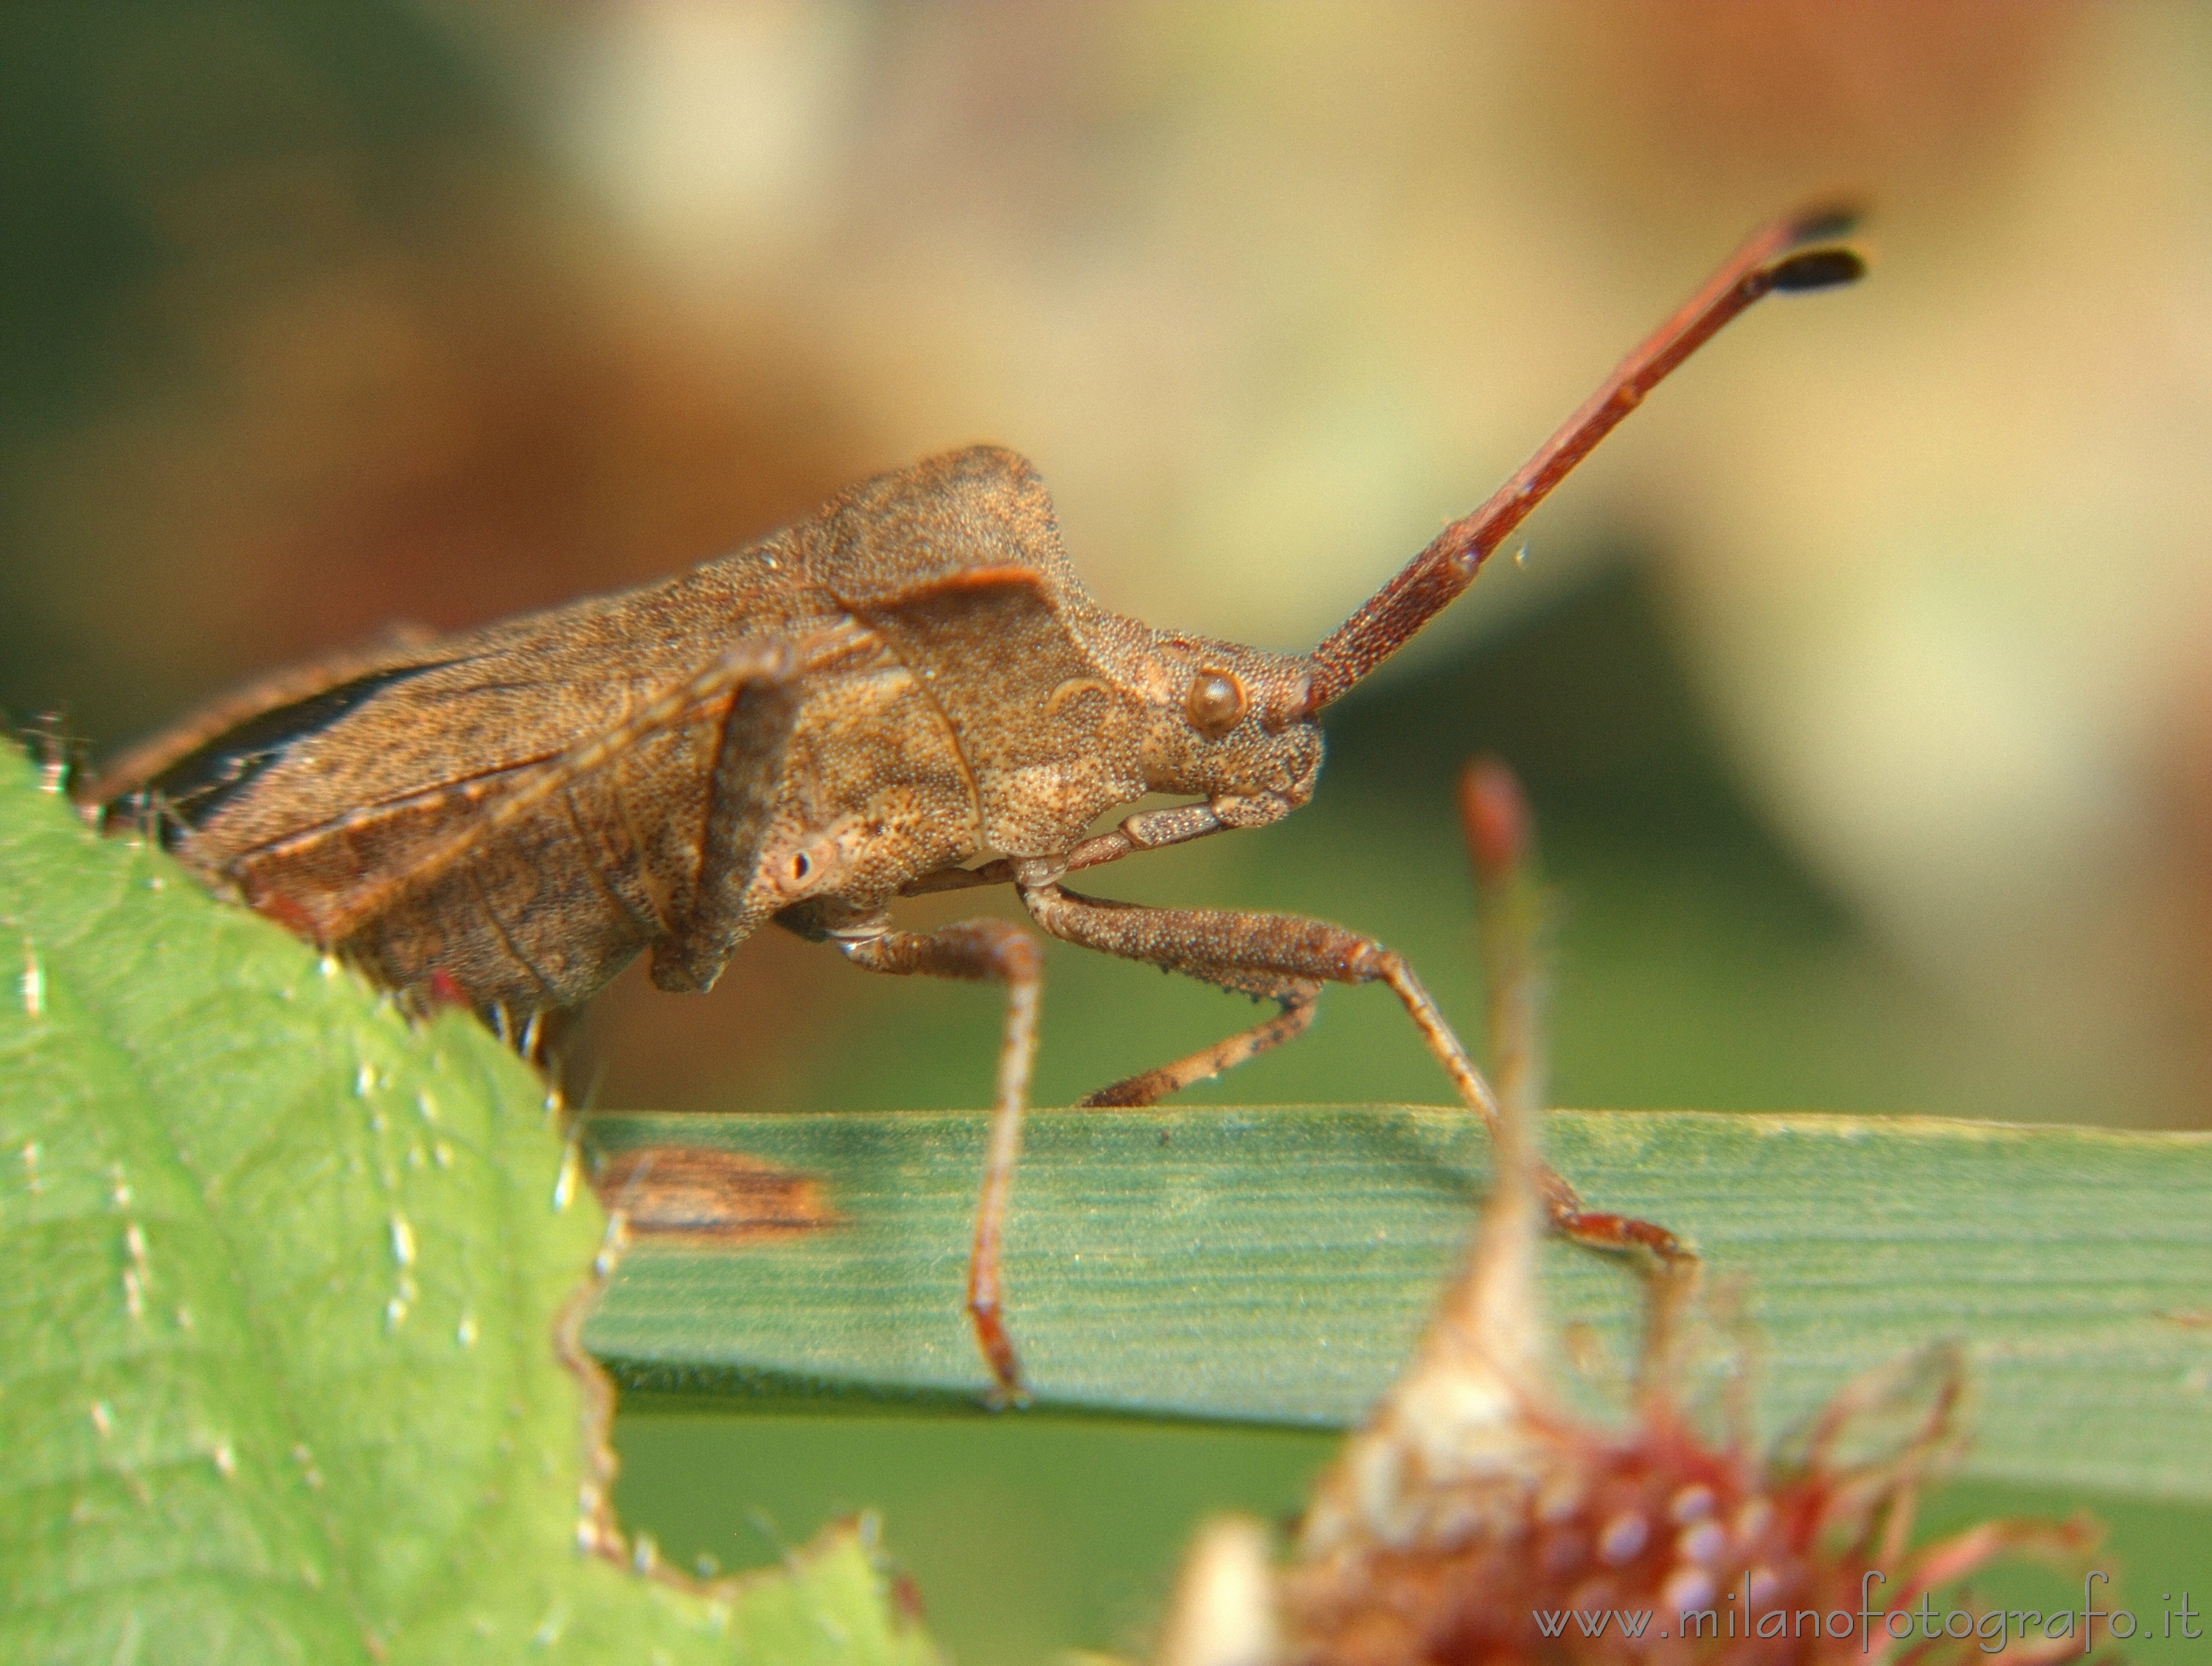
[1768, 248, 1866, 293]
[1304, 202, 1870, 708]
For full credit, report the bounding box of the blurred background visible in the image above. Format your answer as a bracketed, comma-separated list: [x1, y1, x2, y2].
[7, 3, 2209, 1660]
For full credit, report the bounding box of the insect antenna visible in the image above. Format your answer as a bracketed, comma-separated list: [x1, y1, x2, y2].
[1304, 202, 1865, 709]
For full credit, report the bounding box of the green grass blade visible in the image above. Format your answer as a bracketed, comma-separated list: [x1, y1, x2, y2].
[585, 1106, 2212, 1503]
[0, 753, 938, 1665]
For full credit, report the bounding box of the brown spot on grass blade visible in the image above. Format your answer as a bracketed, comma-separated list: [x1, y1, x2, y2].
[591, 1145, 841, 1243]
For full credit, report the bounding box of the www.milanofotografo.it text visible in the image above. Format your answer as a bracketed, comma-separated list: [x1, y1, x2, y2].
[1534, 1572, 2200, 1652]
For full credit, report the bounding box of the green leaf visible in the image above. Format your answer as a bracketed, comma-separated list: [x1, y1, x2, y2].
[0, 753, 939, 1666]
[585, 1106, 2212, 1503]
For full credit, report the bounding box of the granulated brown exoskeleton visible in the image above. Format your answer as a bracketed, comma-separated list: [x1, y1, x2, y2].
[81, 209, 1863, 1400]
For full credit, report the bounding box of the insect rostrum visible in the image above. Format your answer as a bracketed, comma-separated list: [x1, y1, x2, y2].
[84, 208, 1864, 1400]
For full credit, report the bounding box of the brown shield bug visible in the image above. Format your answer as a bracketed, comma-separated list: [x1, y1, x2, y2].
[81, 207, 1864, 1400]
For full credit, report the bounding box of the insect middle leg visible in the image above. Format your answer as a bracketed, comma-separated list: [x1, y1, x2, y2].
[835, 917, 1044, 1401]
[1019, 881, 1683, 1263]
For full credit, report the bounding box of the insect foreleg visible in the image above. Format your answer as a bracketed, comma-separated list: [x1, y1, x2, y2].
[897, 800, 1243, 900]
[1059, 800, 1236, 872]
[1018, 883, 1686, 1264]
[835, 917, 1044, 1401]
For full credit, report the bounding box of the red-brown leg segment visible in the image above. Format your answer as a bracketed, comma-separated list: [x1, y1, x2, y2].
[1079, 982, 1319, 1108]
[837, 917, 1044, 1401]
[1020, 882, 1684, 1263]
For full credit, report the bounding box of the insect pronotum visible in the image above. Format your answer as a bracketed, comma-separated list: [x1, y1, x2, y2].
[83, 207, 1864, 1400]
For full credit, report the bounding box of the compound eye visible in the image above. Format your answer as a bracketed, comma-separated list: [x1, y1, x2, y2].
[1186, 669, 1247, 738]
